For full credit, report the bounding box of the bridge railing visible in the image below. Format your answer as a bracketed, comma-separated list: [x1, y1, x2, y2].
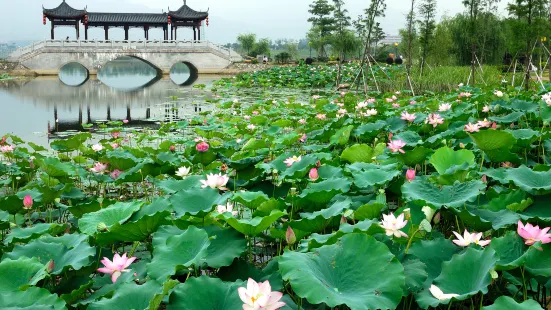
[9, 40, 241, 61]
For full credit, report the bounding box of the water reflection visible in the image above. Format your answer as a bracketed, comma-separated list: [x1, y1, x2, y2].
[170, 62, 194, 85]
[98, 56, 161, 91]
[59, 62, 89, 86]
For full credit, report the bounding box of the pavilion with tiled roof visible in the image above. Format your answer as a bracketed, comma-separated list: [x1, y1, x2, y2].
[42, 0, 209, 40]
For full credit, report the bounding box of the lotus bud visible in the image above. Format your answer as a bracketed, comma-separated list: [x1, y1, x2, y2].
[309, 168, 319, 181]
[388, 132, 393, 140]
[459, 143, 465, 149]
[290, 187, 297, 196]
[9, 222, 16, 229]
[510, 123, 515, 129]
[340, 215, 347, 225]
[316, 160, 321, 168]
[169, 145, 176, 152]
[272, 169, 278, 175]
[422, 206, 436, 222]
[221, 163, 228, 173]
[433, 212, 441, 224]
[47, 260, 55, 273]
[405, 169, 416, 182]
[403, 208, 411, 221]
[442, 139, 447, 145]
[97, 222, 108, 232]
[23, 195, 33, 209]
[481, 174, 487, 183]
[54, 198, 61, 203]
[286, 226, 296, 245]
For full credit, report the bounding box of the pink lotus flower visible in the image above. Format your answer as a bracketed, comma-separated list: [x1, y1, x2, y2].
[298, 119, 306, 125]
[252, 111, 259, 115]
[111, 143, 119, 149]
[238, 278, 285, 310]
[0, 145, 14, 153]
[123, 119, 129, 124]
[312, 95, 320, 100]
[386, 98, 394, 103]
[110, 169, 122, 180]
[23, 195, 33, 209]
[452, 230, 491, 247]
[90, 163, 108, 174]
[482, 105, 491, 113]
[410, 100, 416, 105]
[367, 98, 376, 104]
[299, 134, 307, 143]
[247, 124, 256, 131]
[380, 213, 408, 238]
[169, 145, 176, 152]
[92, 144, 103, 152]
[401, 112, 416, 122]
[477, 118, 491, 128]
[200, 173, 229, 190]
[392, 103, 400, 108]
[405, 169, 415, 182]
[356, 101, 369, 109]
[517, 221, 551, 245]
[111, 131, 120, 139]
[196, 141, 210, 152]
[284, 156, 302, 167]
[387, 139, 406, 154]
[464, 123, 480, 133]
[216, 203, 237, 216]
[97, 253, 136, 283]
[361, 109, 377, 117]
[426, 114, 444, 128]
[286, 226, 296, 244]
[309, 168, 319, 181]
[316, 114, 326, 120]
[438, 103, 452, 112]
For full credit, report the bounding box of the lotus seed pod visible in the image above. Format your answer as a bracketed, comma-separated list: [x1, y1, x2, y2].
[97, 222, 108, 232]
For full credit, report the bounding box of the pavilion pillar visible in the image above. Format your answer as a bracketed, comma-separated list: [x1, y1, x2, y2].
[193, 26, 196, 41]
[76, 22, 80, 40]
[78, 106, 83, 124]
[104, 26, 109, 40]
[174, 26, 177, 40]
[170, 26, 173, 40]
[51, 22, 55, 40]
[144, 26, 149, 40]
[107, 105, 111, 121]
[87, 105, 91, 123]
[198, 26, 201, 41]
[124, 26, 129, 40]
[85, 25, 88, 40]
[126, 105, 131, 121]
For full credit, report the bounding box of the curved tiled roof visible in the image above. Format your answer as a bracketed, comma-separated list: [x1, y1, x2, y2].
[88, 13, 168, 24]
[168, 3, 208, 20]
[43, 0, 85, 19]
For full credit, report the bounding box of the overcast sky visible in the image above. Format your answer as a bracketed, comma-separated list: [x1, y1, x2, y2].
[0, 0, 510, 44]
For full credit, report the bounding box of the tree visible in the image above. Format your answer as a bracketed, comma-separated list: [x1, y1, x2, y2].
[480, 0, 502, 63]
[237, 33, 256, 56]
[372, 23, 386, 56]
[463, 0, 482, 85]
[507, 0, 549, 90]
[307, 26, 325, 58]
[252, 39, 271, 57]
[418, 0, 437, 76]
[308, 0, 337, 57]
[405, 0, 416, 76]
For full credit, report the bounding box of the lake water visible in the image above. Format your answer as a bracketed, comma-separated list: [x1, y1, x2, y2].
[0, 57, 220, 146]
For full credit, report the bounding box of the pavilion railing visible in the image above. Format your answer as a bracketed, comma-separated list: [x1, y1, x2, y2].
[9, 40, 240, 61]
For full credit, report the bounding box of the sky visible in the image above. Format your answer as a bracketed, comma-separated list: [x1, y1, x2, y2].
[0, 0, 510, 44]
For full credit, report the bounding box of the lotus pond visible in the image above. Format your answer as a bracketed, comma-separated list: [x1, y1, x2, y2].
[2, 69, 551, 310]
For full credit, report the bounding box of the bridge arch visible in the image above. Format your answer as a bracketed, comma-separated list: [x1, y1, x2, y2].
[119, 55, 163, 77]
[170, 61, 199, 86]
[58, 62, 90, 87]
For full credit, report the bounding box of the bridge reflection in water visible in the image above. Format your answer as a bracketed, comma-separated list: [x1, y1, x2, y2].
[0, 58, 219, 145]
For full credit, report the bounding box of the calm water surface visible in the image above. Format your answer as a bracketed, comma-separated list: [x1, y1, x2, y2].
[0, 57, 219, 146]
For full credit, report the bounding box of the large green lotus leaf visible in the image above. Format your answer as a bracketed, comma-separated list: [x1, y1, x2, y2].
[148, 280, 180, 310]
[501, 165, 551, 195]
[4, 223, 68, 245]
[520, 194, 551, 221]
[102, 150, 139, 171]
[169, 187, 228, 218]
[0, 286, 66, 310]
[0, 210, 9, 230]
[488, 111, 524, 123]
[524, 243, 551, 277]
[506, 129, 540, 147]
[397, 146, 432, 166]
[395, 130, 423, 147]
[3, 238, 95, 275]
[353, 121, 387, 139]
[36, 156, 75, 177]
[87, 281, 162, 310]
[354, 202, 385, 220]
[147, 226, 210, 281]
[218, 258, 284, 291]
[95, 199, 171, 246]
[155, 176, 204, 194]
[302, 219, 385, 250]
[0, 195, 26, 214]
[50, 132, 91, 152]
[402, 257, 428, 294]
[470, 130, 519, 163]
[340, 144, 380, 163]
[252, 198, 287, 217]
[203, 226, 247, 268]
[0, 257, 47, 293]
[456, 205, 520, 230]
[481, 296, 543, 310]
[408, 238, 460, 284]
[429, 147, 475, 175]
[114, 159, 159, 183]
[483, 189, 532, 213]
[280, 155, 319, 180]
[402, 177, 486, 208]
[279, 233, 405, 309]
[232, 191, 270, 209]
[489, 231, 527, 270]
[167, 276, 243, 310]
[317, 165, 344, 179]
[221, 153, 265, 170]
[353, 168, 400, 189]
[78, 201, 143, 235]
[296, 178, 352, 209]
[330, 125, 354, 146]
[290, 199, 351, 233]
[219, 210, 286, 236]
[416, 247, 498, 309]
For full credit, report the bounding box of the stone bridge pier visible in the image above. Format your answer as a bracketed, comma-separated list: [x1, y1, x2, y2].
[9, 40, 242, 75]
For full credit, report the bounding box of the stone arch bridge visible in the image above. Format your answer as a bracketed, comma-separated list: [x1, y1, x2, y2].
[9, 40, 242, 75]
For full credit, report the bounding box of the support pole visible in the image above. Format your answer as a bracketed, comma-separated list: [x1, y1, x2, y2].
[51, 22, 55, 40]
[107, 105, 111, 121]
[198, 26, 201, 41]
[193, 26, 196, 41]
[126, 105, 131, 121]
[124, 25, 129, 40]
[87, 105, 91, 123]
[174, 26, 177, 40]
[170, 26, 173, 40]
[76, 22, 79, 40]
[85, 25, 88, 40]
[104, 26, 109, 40]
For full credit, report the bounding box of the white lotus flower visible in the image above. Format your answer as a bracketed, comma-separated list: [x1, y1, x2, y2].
[92, 144, 103, 152]
[429, 285, 459, 301]
[200, 173, 229, 190]
[176, 166, 191, 178]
